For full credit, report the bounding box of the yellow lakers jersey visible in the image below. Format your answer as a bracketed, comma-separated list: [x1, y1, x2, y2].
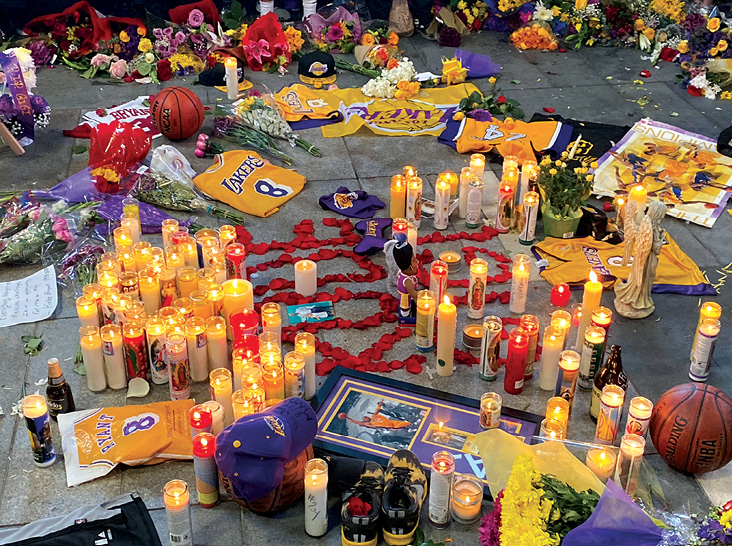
[533, 235, 714, 295]
[275, 84, 340, 123]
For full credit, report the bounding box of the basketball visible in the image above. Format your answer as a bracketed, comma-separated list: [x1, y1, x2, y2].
[150, 87, 204, 141]
[649, 383, 732, 474]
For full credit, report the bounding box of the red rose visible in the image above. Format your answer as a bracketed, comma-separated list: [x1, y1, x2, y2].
[497, 95, 506, 104]
[51, 21, 67, 39]
[157, 59, 173, 82]
[687, 85, 703, 96]
[660, 47, 678, 63]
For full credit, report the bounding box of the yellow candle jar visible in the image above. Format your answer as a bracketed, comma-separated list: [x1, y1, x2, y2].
[206, 283, 224, 316]
[284, 351, 306, 398]
[231, 389, 254, 421]
[262, 355, 285, 401]
[219, 225, 236, 251]
[131, 241, 152, 272]
[197, 267, 215, 289]
[139, 268, 161, 315]
[177, 266, 198, 298]
[113, 226, 133, 250]
[116, 245, 135, 273]
[222, 279, 254, 339]
[173, 297, 194, 319]
[190, 290, 212, 320]
[233, 348, 258, 392]
[546, 396, 570, 435]
[295, 332, 316, 400]
[98, 270, 120, 290]
[166, 245, 186, 272]
[119, 271, 140, 301]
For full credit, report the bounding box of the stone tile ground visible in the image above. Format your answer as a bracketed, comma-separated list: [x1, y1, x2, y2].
[1, 30, 731, 543]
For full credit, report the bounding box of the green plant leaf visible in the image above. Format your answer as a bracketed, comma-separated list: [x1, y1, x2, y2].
[511, 79, 521, 84]
[72, 145, 89, 155]
[22, 335, 44, 356]
[137, 62, 152, 76]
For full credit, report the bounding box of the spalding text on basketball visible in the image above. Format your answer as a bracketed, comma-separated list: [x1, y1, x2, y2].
[663, 415, 688, 463]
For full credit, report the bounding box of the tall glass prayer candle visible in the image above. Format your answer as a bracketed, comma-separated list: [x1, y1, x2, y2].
[451, 474, 483, 525]
[415, 290, 437, 351]
[119, 271, 140, 301]
[406, 176, 423, 228]
[76, 295, 100, 329]
[205, 316, 228, 372]
[100, 287, 119, 326]
[594, 384, 625, 445]
[442, 171, 458, 199]
[479, 316, 502, 381]
[262, 351, 285, 400]
[144, 316, 168, 385]
[223, 279, 254, 338]
[465, 175, 484, 229]
[192, 433, 219, 508]
[502, 154, 518, 175]
[546, 396, 570, 435]
[390, 174, 407, 219]
[202, 400, 225, 436]
[189, 404, 213, 438]
[139, 268, 161, 315]
[172, 227, 190, 247]
[241, 364, 263, 390]
[120, 212, 141, 244]
[295, 332, 317, 400]
[692, 302, 722, 357]
[161, 219, 179, 251]
[428, 260, 448, 304]
[509, 254, 530, 314]
[159, 266, 178, 308]
[166, 245, 185, 272]
[495, 182, 515, 233]
[113, 226, 133, 251]
[480, 392, 502, 429]
[403, 165, 418, 179]
[79, 326, 106, 392]
[97, 271, 119, 294]
[132, 241, 152, 272]
[518, 191, 539, 245]
[625, 396, 653, 439]
[100, 324, 127, 389]
[231, 389, 254, 420]
[111, 293, 131, 326]
[186, 317, 208, 382]
[22, 394, 56, 467]
[539, 326, 565, 391]
[100, 251, 120, 271]
[149, 246, 165, 267]
[207, 283, 224, 317]
[200, 240, 220, 268]
[127, 300, 147, 322]
[520, 160, 538, 201]
[304, 458, 329, 537]
[429, 451, 455, 529]
[209, 368, 234, 426]
[219, 225, 236, 251]
[591, 306, 612, 337]
[166, 332, 190, 401]
[436, 296, 457, 377]
[466, 258, 489, 320]
[83, 283, 104, 323]
[519, 314, 540, 378]
[166, 316, 186, 337]
[615, 434, 645, 496]
[539, 418, 565, 440]
[194, 228, 219, 246]
[231, 308, 259, 340]
[458, 167, 475, 219]
[210, 255, 227, 285]
[554, 350, 580, 413]
[176, 266, 198, 298]
[550, 310, 571, 346]
[183, 238, 199, 269]
[233, 348, 257, 391]
[689, 318, 721, 382]
[164, 480, 193, 546]
[434, 176, 451, 230]
[470, 153, 485, 179]
[261, 302, 282, 345]
[122, 320, 148, 380]
[576, 270, 603, 350]
[225, 242, 247, 280]
[189, 290, 212, 320]
[196, 267, 215, 289]
[284, 351, 306, 398]
[504, 328, 528, 394]
[173, 297, 194, 320]
[117, 245, 135, 273]
[579, 326, 606, 390]
[550, 283, 571, 307]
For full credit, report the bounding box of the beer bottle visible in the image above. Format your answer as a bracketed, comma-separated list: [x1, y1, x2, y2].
[589, 345, 627, 422]
[46, 358, 76, 419]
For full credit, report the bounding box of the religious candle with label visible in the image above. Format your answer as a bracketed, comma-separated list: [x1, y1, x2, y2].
[296, 332, 317, 400]
[689, 318, 721, 382]
[504, 328, 528, 394]
[186, 317, 208, 382]
[594, 384, 625, 445]
[100, 324, 127, 389]
[223, 279, 253, 338]
[173, 297, 193, 320]
[479, 316, 502, 381]
[546, 396, 569, 434]
[480, 392, 502, 429]
[451, 474, 483, 524]
[691, 302, 722, 358]
[122, 320, 148, 380]
[625, 396, 653, 438]
[284, 351, 306, 398]
[518, 191, 539, 245]
[539, 326, 565, 390]
[467, 258, 488, 319]
[295, 259, 318, 297]
[415, 290, 437, 352]
[519, 314, 540, 379]
[76, 295, 100, 329]
[209, 368, 234, 426]
[406, 176, 423, 228]
[230, 308, 259, 341]
[22, 394, 56, 467]
[470, 153, 485, 179]
[192, 433, 219, 508]
[429, 451, 455, 528]
[204, 316, 228, 372]
[436, 296, 457, 377]
[554, 350, 580, 413]
[189, 404, 213, 438]
[579, 326, 606, 390]
[144, 316, 167, 385]
[465, 175, 484, 229]
[304, 458, 329, 537]
[458, 167, 475, 219]
[79, 326, 106, 392]
[428, 260, 448, 304]
[158, 266, 177, 308]
[166, 332, 190, 401]
[164, 479, 193, 546]
[576, 270, 602, 350]
[520, 160, 537, 200]
[434, 176, 451, 230]
[509, 254, 530, 314]
[225, 243, 247, 280]
[119, 270, 140, 301]
[261, 302, 282, 346]
[403, 165, 418, 179]
[390, 174, 407, 219]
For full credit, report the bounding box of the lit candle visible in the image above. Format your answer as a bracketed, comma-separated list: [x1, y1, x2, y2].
[428, 260, 448, 303]
[189, 290, 212, 320]
[262, 351, 285, 400]
[119, 270, 140, 302]
[174, 297, 194, 320]
[284, 351, 306, 398]
[76, 295, 100, 329]
[458, 167, 474, 219]
[117, 245, 135, 273]
[539, 418, 565, 440]
[390, 174, 407, 219]
[231, 389, 255, 420]
[210, 255, 227, 284]
[585, 447, 617, 482]
[690, 318, 721, 382]
[451, 474, 483, 524]
[550, 283, 571, 307]
[615, 434, 645, 496]
[164, 479, 193, 546]
[186, 317, 208, 382]
[520, 160, 538, 202]
[504, 328, 528, 394]
[625, 396, 653, 438]
[479, 316, 502, 381]
[161, 219, 179, 251]
[403, 165, 417, 179]
[591, 306, 612, 337]
[462, 324, 483, 352]
[166, 245, 185, 272]
[113, 226, 133, 251]
[219, 224, 236, 251]
[546, 396, 569, 434]
[122, 320, 148, 380]
[436, 296, 457, 377]
[127, 300, 146, 322]
[579, 326, 606, 390]
[434, 176, 451, 230]
[22, 394, 56, 467]
[294, 259, 318, 297]
[465, 175, 484, 229]
[470, 153, 485, 179]
[183, 239, 198, 269]
[615, 196, 626, 229]
[554, 350, 580, 413]
[97, 270, 120, 291]
[100, 324, 127, 389]
[207, 283, 224, 317]
[189, 404, 213, 438]
[177, 266, 198, 298]
[594, 384, 625, 445]
[415, 289, 437, 351]
[83, 283, 104, 325]
[231, 308, 259, 340]
[205, 316, 229, 372]
[209, 368, 234, 426]
[467, 258, 489, 319]
[480, 392, 502, 429]
[202, 400, 225, 436]
[149, 246, 165, 268]
[166, 332, 191, 401]
[692, 302, 722, 356]
[519, 314, 540, 378]
[245, 381, 266, 412]
[550, 310, 571, 346]
[406, 176, 423, 228]
[139, 268, 161, 315]
[224, 56, 238, 100]
[628, 185, 647, 222]
[509, 254, 530, 314]
[132, 241, 152, 272]
[222, 279, 254, 338]
[502, 154, 518, 175]
[429, 451, 455, 528]
[439, 250, 462, 274]
[495, 182, 514, 234]
[120, 212, 141, 244]
[191, 433, 219, 509]
[197, 267, 215, 289]
[225, 242, 247, 280]
[503, 165, 519, 188]
[443, 171, 458, 199]
[233, 347, 258, 392]
[518, 191, 539, 245]
[159, 266, 178, 308]
[576, 270, 603, 350]
[295, 332, 317, 400]
[79, 325, 106, 392]
[146, 316, 169, 385]
[304, 458, 329, 537]
[539, 326, 565, 390]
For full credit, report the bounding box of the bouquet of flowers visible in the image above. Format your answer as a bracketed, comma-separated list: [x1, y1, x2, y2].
[153, 27, 189, 59]
[0, 94, 51, 138]
[450, 0, 490, 32]
[0, 194, 38, 239]
[511, 21, 559, 50]
[677, 15, 732, 98]
[361, 57, 419, 99]
[306, 7, 362, 53]
[57, 240, 106, 292]
[360, 26, 400, 46]
[207, 118, 295, 164]
[455, 80, 525, 120]
[693, 503, 732, 544]
[355, 44, 399, 70]
[240, 13, 291, 72]
[0, 204, 78, 265]
[542, 0, 607, 49]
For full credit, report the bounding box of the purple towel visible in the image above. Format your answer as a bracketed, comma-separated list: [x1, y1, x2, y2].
[455, 49, 501, 78]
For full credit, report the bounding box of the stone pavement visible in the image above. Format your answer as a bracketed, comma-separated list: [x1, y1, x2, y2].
[1, 31, 732, 545]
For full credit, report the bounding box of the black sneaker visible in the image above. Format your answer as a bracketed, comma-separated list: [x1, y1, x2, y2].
[341, 462, 384, 546]
[382, 450, 427, 546]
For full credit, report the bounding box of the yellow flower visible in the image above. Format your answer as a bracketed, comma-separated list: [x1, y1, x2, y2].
[587, 174, 594, 182]
[453, 111, 466, 121]
[708, 17, 721, 32]
[721, 91, 732, 100]
[549, 168, 558, 175]
[560, 13, 569, 22]
[590, 161, 598, 169]
[504, 117, 515, 129]
[561, 151, 568, 158]
[561, 162, 567, 168]
[285, 26, 304, 52]
[138, 38, 153, 52]
[361, 33, 375, 46]
[721, 510, 732, 528]
[541, 156, 551, 165]
[551, 6, 561, 15]
[120, 30, 130, 43]
[634, 19, 645, 31]
[719, 40, 729, 52]
[710, 47, 719, 56]
[643, 28, 655, 40]
[144, 52, 155, 64]
[457, 0, 467, 9]
[466, 13, 475, 24]
[575, 0, 588, 10]
[394, 89, 406, 100]
[677, 40, 689, 53]
[113, 44, 121, 53]
[555, 160, 562, 166]
[387, 31, 399, 45]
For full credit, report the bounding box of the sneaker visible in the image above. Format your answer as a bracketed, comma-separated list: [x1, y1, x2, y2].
[381, 450, 427, 546]
[341, 462, 384, 546]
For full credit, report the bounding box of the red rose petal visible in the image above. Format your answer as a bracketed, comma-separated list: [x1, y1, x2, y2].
[543, 107, 555, 113]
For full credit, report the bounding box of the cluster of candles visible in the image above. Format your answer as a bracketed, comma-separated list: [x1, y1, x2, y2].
[428, 451, 484, 527]
[494, 156, 540, 244]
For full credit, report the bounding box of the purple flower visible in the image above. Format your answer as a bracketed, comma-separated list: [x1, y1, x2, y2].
[471, 109, 493, 121]
[479, 490, 503, 546]
[327, 24, 344, 42]
[0, 95, 16, 117]
[212, 116, 235, 137]
[188, 9, 205, 28]
[29, 41, 54, 66]
[30, 95, 49, 113]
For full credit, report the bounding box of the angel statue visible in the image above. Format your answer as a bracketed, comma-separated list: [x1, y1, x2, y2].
[614, 201, 667, 319]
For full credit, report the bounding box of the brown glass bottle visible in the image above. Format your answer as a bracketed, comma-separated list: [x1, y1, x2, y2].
[589, 345, 627, 422]
[46, 358, 75, 419]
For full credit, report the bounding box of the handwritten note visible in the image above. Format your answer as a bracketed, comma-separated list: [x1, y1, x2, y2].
[0, 266, 58, 327]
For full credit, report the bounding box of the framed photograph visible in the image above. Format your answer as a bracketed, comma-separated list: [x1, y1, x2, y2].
[287, 301, 335, 324]
[312, 367, 543, 495]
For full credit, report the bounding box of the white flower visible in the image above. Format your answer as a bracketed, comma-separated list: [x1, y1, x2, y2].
[533, 2, 554, 21]
[34, 378, 48, 387]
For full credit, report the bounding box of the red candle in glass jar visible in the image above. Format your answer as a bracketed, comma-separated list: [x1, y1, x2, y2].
[504, 328, 529, 395]
[189, 404, 213, 438]
[172, 230, 190, 246]
[192, 432, 219, 508]
[429, 260, 449, 303]
[226, 243, 247, 280]
[232, 333, 260, 357]
[230, 308, 259, 340]
[550, 283, 571, 307]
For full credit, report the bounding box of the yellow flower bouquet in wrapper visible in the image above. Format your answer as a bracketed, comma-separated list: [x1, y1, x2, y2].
[510, 21, 559, 50]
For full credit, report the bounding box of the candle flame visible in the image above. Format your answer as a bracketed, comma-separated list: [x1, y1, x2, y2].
[549, 431, 557, 439]
[201, 438, 208, 446]
[438, 421, 444, 429]
[617, 197, 625, 206]
[193, 411, 200, 420]
[600, 452, 606, 462]
[558, 285, 564, 293]
[589, 270, 598, 283]
[464, 496, 470, 503]
[443, 295, 451, 305]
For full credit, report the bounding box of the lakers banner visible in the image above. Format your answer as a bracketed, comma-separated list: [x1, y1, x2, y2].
[308, 84, 481, 137]
[593, 118, 732, 227]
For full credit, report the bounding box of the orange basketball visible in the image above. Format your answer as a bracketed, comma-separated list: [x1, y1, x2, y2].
[649, 383, 732, 474]
[150, 87, 204, 141]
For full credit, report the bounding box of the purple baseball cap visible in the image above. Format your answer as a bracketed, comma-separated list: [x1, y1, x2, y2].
[215, 397, 317, 501]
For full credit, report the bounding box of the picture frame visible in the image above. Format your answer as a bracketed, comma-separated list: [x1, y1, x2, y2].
[311, 366, 544, 495]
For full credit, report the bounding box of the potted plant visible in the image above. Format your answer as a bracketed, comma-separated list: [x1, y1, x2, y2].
[536, 155, 595, 238]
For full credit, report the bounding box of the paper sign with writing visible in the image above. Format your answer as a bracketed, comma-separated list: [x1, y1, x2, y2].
[0, 266, 58, 327]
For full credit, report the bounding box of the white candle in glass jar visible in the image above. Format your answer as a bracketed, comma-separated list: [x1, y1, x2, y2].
[79, 326, 107, 392]
[295, 260, 318, 297]
[209, 368, 234, 427]
[100, 324, 127, 389]
[509, 254, 530, 314]
[164, 479, 193, 546]
[206, 316, 229, 372]
[186, 317, 209, 382]
[304, 458, 329, 537]
[295, 332, 317, 400]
